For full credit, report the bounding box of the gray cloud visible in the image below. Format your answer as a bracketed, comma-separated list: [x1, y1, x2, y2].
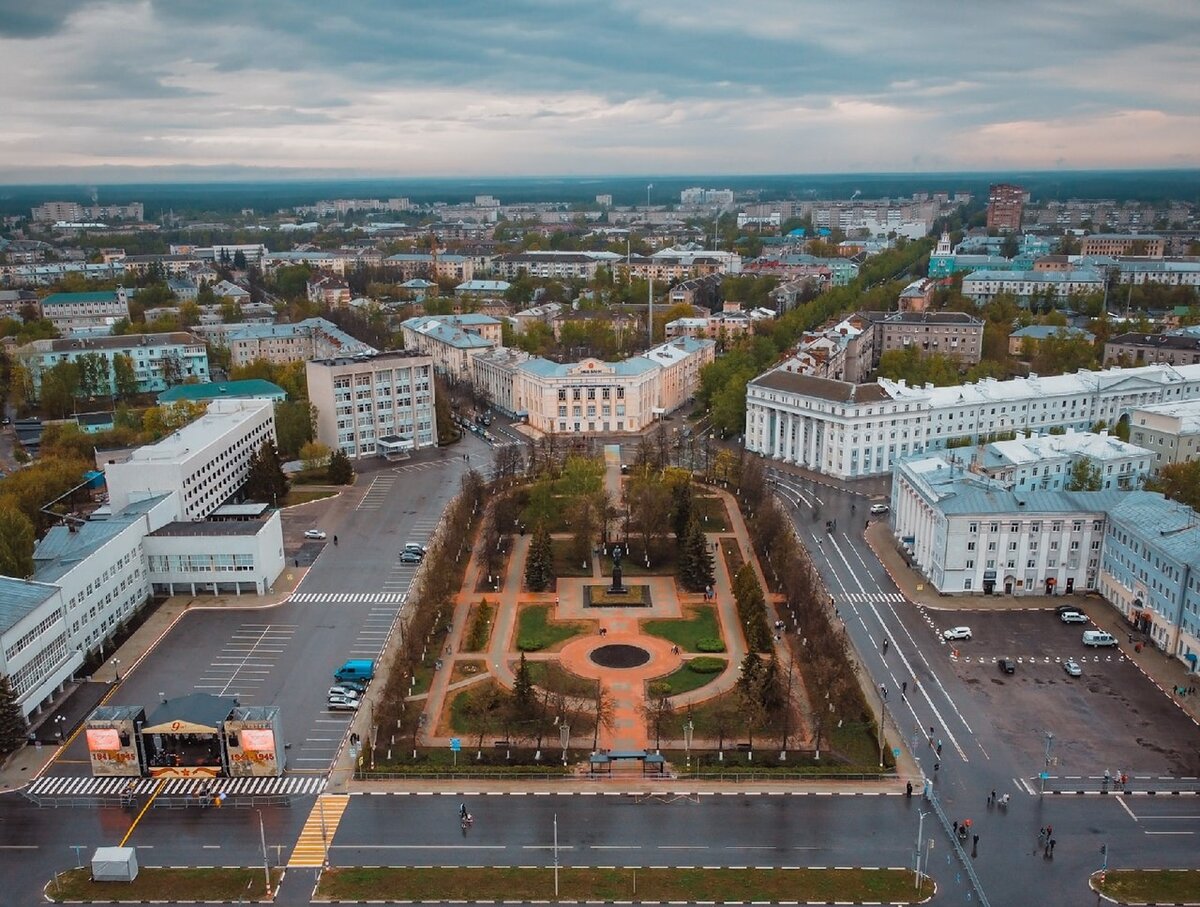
[0, 0, 1196, 177]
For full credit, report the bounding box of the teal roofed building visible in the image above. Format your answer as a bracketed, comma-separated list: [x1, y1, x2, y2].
[157, 379, 287, 404]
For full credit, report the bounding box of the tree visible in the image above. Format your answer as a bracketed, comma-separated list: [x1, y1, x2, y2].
[299, 441, 331, 472]
[142, 400, 207, 438]
[678, 517, 714, 592]
[1065, 456, 1103, 491]
[38, 360, 80, 417]
[591, 681, 615, 751]
[641, 684, 674, 752]
[1144, 460, 1200, 511]
[513, 652, 535, 719]
[112, 353, 138, 398]
[242, 439, 290, 505]
[233, 249, 248, 270]
[159, 352, 183, 387]
[76, 352, 111, 398]
[274, 401, 315, 459]
[326, 448, 354, 484]
[177, 301, 201, 328]
[433, 376, 459, 444]
[627, 475, 671, 561]
[0, 675, 28, 757]
[524, 523, 554, 592]
[0, 502, 36, 578]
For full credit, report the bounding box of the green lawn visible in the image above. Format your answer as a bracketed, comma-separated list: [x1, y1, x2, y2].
[650, 659, 727, 695]
[550, 538, 596, 577]
[1096, 869, 1200, 903]
[48, 867, 280, 903]
[720, 537, 745, 577]
[693, 495, 730, 531]
[318, 866, 931, 902]
[600, 542, 679, 576]
[643, 604, 724, 651]
[281, 488, 337, 506]
[516, 604, 587, 651]
[526, 660, 597, 698]
[584, 584, 651, 606]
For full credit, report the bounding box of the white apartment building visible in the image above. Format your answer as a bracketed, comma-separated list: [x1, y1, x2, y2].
[39, 289, 131, 336]
[104, 398, 276, 519]
[400, 314, 502, 381]
[891, 456, 1115, 596]
[974, 430, 1152, 492]
[306, 351, 437, 459]
[745, 362, 1200, 479]
[18, 332, 210, 398]
[1128, 399, 1200, 468]
[961, 268, 1105, 304]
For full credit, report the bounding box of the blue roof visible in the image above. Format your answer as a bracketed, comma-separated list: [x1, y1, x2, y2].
[157, 379, 286, 403]
[1107, 492, 1200, 566]
[1010, 325, 1095, 340]
[33, 496, 171, 585]
[0, 577, 61, 634]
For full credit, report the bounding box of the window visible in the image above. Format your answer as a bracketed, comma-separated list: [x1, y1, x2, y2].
[967, 541, 976, 551]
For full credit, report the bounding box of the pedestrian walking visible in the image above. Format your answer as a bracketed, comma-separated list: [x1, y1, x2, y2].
[882, 638, 889, 655]
[1049, 838, 1056, 856]
[936, 740, 943, 756]
[990, 789, 996, 806]
[1038, 827, 1046, 846]
[1046, 825, 1052, 838]
[880, 684, 888, 700]
[973, 833, 979, 850]
[953, 820, 959, 836]
[902, 681, 907, 696]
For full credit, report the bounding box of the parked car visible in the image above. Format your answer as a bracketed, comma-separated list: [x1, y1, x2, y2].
[869, 503, 890, 515]
[404, 543, 427, 556]
[943, 626, 973, 641]
[1083, 630, 1118, 647]
[1063, 659, 1083, 677]
[399, 550, 423, 564]
[998, 658, 1016, 674]
[303, 529, 327, 540]
[337, 678, 367, 693]
[328, 685, 361, 700]
[327, 696, 359, 711]
[1055, 604, 1083, 616]
[1059, 611, 1088, 624]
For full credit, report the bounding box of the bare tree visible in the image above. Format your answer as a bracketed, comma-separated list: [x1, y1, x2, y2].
[642, 682, 674, 752]
[591, 682, 616, 751]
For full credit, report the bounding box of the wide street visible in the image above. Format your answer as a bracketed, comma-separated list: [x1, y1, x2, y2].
[2, 431, 1198, 905]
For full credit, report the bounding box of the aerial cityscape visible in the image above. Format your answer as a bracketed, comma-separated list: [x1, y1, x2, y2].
[1, 3, 1199, 906]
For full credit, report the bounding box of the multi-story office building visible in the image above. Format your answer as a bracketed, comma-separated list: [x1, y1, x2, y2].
[1128, 400, 1200, 468]
[400, 314, 502, 381]
[892, 455, 1115, 596]
[30, 201, 144, 223]
[224, 317, 375, 368]
[843, 311, 984, 382]
[986, 183, 1026, 232]
[105, 398, 276, 519]
[1080, 233, 1165, 258]
[745, 362, 1200, 479]
[1103, 330, 1200, 368]
[39, 290, 131, 336]
[306, 351, 437, 459]
[18, 332, 210, 398]
[1099, 494, 1200, 666]
[961, 268, 1104, 305]
[491, 251, 621, 280]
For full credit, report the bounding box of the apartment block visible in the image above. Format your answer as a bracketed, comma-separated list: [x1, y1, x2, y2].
[40, 290, 131, 336]
[986, 183, 1026, 232]
[18, 332, 210, 398]
[225, 317, 375, 368]
[1128, 400, 1200, 468]
[1080, 233, 1165, 258]
[400, 314, 502, 381]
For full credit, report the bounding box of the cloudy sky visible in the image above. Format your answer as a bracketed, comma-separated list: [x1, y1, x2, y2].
[0, 0, 1197, 181]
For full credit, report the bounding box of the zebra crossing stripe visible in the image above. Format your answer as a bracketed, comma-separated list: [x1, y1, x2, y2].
[288, 591, 408, 604]
[29, 775, 325, 797]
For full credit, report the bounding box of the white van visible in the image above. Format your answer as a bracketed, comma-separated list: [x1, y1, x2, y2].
[1082, 630, 1117, 647]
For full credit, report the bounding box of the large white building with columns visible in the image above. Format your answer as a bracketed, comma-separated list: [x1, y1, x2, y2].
[745, 362, 1200, 479]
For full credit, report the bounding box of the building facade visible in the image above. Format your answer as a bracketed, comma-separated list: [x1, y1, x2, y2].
[306, 351, 437, 459]
[745, 362, 1200, 479]
[225, 318, 376, 368]
[1080, 234, 1165, 258]
[973, 430, 1151, 492]
[40, 290, 131, 336]
[400, 314, 501, 381]
[961, 268, 1105, 305]
[986, 183, 1025, 232]
[104, 398, 276, 520]
[18, 332, 210, 398]
[1104, 331, 1200, 368]
[1128, 400, 1200, 468]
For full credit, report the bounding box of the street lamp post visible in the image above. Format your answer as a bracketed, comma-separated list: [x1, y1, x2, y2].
[53, 715, 66, 743]
[878, 687, 887, 768]
[1039, 731, 1055, 796]
[914, 810, 927, 891]
[256, 809, 272, 896]
[684, 719, 694, 769]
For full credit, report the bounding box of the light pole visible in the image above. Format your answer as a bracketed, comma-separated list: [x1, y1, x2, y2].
[1039, 731, 1055, 796]
[256, 809, 272, 897]
[878, 687, 887, 768]
[684, 718, 694, 769]
[318, 798, 330, 869]
[553, 812, 560, 898]
[53, 715, 66, 743]
[559, 723, 570, 766]
[914, 810, 927, 891]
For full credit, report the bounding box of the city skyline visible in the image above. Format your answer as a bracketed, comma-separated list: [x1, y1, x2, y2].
[0, 1, 1198, 182]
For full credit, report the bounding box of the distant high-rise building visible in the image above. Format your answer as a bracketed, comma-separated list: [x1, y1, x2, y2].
[986, 183, 1025, 233]
[595, 194, 613, 208]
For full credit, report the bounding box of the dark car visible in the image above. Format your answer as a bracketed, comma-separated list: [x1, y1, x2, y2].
[1055, 604, 1081, 616]
[998, 658, 1016, 675]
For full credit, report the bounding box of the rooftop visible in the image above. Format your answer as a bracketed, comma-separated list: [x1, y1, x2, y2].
[1130, 398, 1200, 434]
[1107, 493, 1200, 566]
[147, 519, 271, 538]
[157, 379, 286, 403]
[751, 369, 892, 403]
[963, 268, 1104, 283]
[20, 332, 203, 354]
[0, 577, 61, 635]
[40, 291, 120, 305]
[121, 398, 273, 465]
[33, 495, 173, 585]
[1010, 324, 1095, 340]
[982, 430, 1149, 467]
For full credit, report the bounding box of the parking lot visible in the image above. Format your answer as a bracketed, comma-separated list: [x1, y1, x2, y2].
[932, 607, 1200, 776]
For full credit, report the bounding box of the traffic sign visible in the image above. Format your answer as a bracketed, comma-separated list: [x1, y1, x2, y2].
[450, 737, 461, 752]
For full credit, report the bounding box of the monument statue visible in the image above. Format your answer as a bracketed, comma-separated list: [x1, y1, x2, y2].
[609, 543, 626, 594]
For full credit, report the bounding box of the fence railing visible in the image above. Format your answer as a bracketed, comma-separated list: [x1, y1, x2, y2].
[925, 787, 991, 907]
[22, 792, 294, 810]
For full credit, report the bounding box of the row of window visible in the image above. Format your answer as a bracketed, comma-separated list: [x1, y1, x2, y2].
[969, 520, 1101, 534]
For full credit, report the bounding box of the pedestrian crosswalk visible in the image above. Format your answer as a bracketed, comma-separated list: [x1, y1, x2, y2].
[839, 591, 907, 603]
[288, 592, 408, 604]
[28, 774, 325, 797]
[289, 794, 349, 867]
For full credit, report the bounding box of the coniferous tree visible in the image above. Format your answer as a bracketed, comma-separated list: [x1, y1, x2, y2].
[513, 652, 535, 718]
[679, 517, 714, 592]
[0, 675, 29, 757]
[524, 523, 554, 591]
[243, 439, 290, 505]
[326, 448, 354, 485]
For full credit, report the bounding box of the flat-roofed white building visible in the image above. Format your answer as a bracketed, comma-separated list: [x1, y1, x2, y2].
[39, 289, 131, 336]
[306, 351, 437, 459]
[974, 430, 1151, 492]
[961, 268, 1104, 304]
[104, 398, 276, 519]
[746, 362, 1200, 479]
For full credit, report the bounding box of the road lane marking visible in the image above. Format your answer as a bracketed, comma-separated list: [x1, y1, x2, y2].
[1115, 796, 1139, 822]
[119, 778, 166, 846]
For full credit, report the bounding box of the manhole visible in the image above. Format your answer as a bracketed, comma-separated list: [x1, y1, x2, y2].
[590, 644, 651, 669]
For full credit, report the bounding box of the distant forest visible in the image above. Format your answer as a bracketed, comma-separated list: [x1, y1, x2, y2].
[1, 169, 1198, 219]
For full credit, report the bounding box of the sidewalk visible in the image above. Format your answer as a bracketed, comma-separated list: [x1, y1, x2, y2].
[865, 521, 1200, 728]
